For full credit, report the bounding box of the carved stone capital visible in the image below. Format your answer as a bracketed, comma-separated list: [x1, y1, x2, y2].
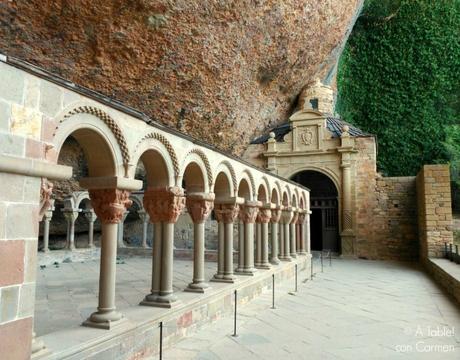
[39, 178, 53, 221]
[143, 186, 185, 223]
[137, 209, 150, 223]
[84, 209, 98, 223]
[270, 208, 282, 223]
[290, 211, 299, 225]
[89, 189, 132, 224]
[281, 209, 293, 224]
[241, 204, 259, 224]
[63, 210, 79, 222]
[215, 203, 239, 224]
[297, 212, 306, 224]
[186, 193, 215, 224]
[256, 208, 272, 224]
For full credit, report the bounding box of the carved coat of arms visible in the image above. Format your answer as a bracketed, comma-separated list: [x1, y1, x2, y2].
[300, 128, 314, 145]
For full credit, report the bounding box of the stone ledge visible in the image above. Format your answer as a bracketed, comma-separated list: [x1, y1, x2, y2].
[424, 258, 460, 305]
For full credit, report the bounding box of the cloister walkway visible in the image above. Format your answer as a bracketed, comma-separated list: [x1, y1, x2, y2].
[35, 258, 218, 336]
[158, 258, 460, 360]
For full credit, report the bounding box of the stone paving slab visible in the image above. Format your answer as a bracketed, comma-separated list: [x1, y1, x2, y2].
[154, 259, 460, 360]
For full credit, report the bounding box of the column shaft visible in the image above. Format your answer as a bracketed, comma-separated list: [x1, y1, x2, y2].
[159, 222, 175, 300]
[290, 223, 297, 258]
[43, 219, 50, 252]
[279, 221, 285, 259]
[214, 221, 225, 279]
[243, 222, 255, 273]
[141, 220, 148, 248]
[237, 222, 244, 271]
[223, 222, 235, 280]
[84, 223, 122, 326]
[270, 222, 280, 264]
[186, 222, 209, 292]
[88, 220, 94, 248]
[260, 222, 270, 268]
[255, 223, 262, 267]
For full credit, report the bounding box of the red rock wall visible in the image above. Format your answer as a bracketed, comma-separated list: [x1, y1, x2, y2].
[0, 0, 362, 154]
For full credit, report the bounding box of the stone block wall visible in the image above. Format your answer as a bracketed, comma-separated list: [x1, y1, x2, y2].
[0, 173, 40, 359]
[372, 177, 418, 260]
[416, 164, 453, 259]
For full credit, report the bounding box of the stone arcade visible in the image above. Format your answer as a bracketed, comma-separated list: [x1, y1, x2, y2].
[0, 56, 311, 359]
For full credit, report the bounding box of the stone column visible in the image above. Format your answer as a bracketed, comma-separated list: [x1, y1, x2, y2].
[84, 209, 97, 248]
[185, 192, 215, 293]
[213, 202, 240, 282]
[141, 186, 185, 308]
[306, 210, 312, 254]
[83, 188, 132, 329]
[117, 210, 129, 248]
[297, 211, 307, 255]
[270, 207, 281, 265]
[237, 201, 259, 275]
[138, 209, 150, 248]
[236, 214, 245, 273]
[41, 200, 55, 252]
[255, 222, 262, 267]
[256, 206, 271, 269]
[280, 208, 293, 261]
[63, 210, 79, 251]
[290, 210, 299, 258]
[213, 221, 225, 280]
[340, 126, 355, 256]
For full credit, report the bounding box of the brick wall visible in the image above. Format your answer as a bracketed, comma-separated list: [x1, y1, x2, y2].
[416, 164, 453, 259]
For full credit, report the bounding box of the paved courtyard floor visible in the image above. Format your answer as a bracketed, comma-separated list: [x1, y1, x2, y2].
[157, 258, 460, 359]
[35, 257, 218, 336]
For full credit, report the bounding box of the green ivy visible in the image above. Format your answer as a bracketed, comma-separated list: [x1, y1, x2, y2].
[337, 0, 460, 177]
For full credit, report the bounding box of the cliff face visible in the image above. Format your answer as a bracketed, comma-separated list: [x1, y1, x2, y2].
[0, 0, 362, 154]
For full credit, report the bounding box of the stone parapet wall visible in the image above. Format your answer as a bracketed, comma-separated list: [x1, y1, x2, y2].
[424, 259, 460, 305]
[416, 165, 453, 259]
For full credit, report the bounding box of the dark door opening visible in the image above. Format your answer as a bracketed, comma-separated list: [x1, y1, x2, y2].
[291, 170, 340, 253]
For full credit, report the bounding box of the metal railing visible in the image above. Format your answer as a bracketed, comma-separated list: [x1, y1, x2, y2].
[444, 243, 460, 264]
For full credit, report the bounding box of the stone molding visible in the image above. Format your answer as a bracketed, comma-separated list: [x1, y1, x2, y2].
[58, 106, 131, 174]
[143, 186, 186, 223]
[88, 189, 132, 224]
[135, 132, 180, 177]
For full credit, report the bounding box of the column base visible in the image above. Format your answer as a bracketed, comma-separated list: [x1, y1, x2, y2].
[211, 274, 236, 283]
[82, 313, 127, 330]
[298, 251, 308, 256]
[140, 293, 179, 308]
[213, 273, 225, 280]
[31, 337, 49, 359]
[235, 268, 257, 276]
[290, 253, 298, 258]
[184, 282, 211, 293]
[279, 256, 293, 262]
[255, 263, 271, 270]
[270, 258, 280, 265]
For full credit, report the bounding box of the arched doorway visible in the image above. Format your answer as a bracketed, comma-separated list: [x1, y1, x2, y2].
[291, 170, 340, 253]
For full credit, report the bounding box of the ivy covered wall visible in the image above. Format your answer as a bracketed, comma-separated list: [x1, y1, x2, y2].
[337, 0, 459, 188]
